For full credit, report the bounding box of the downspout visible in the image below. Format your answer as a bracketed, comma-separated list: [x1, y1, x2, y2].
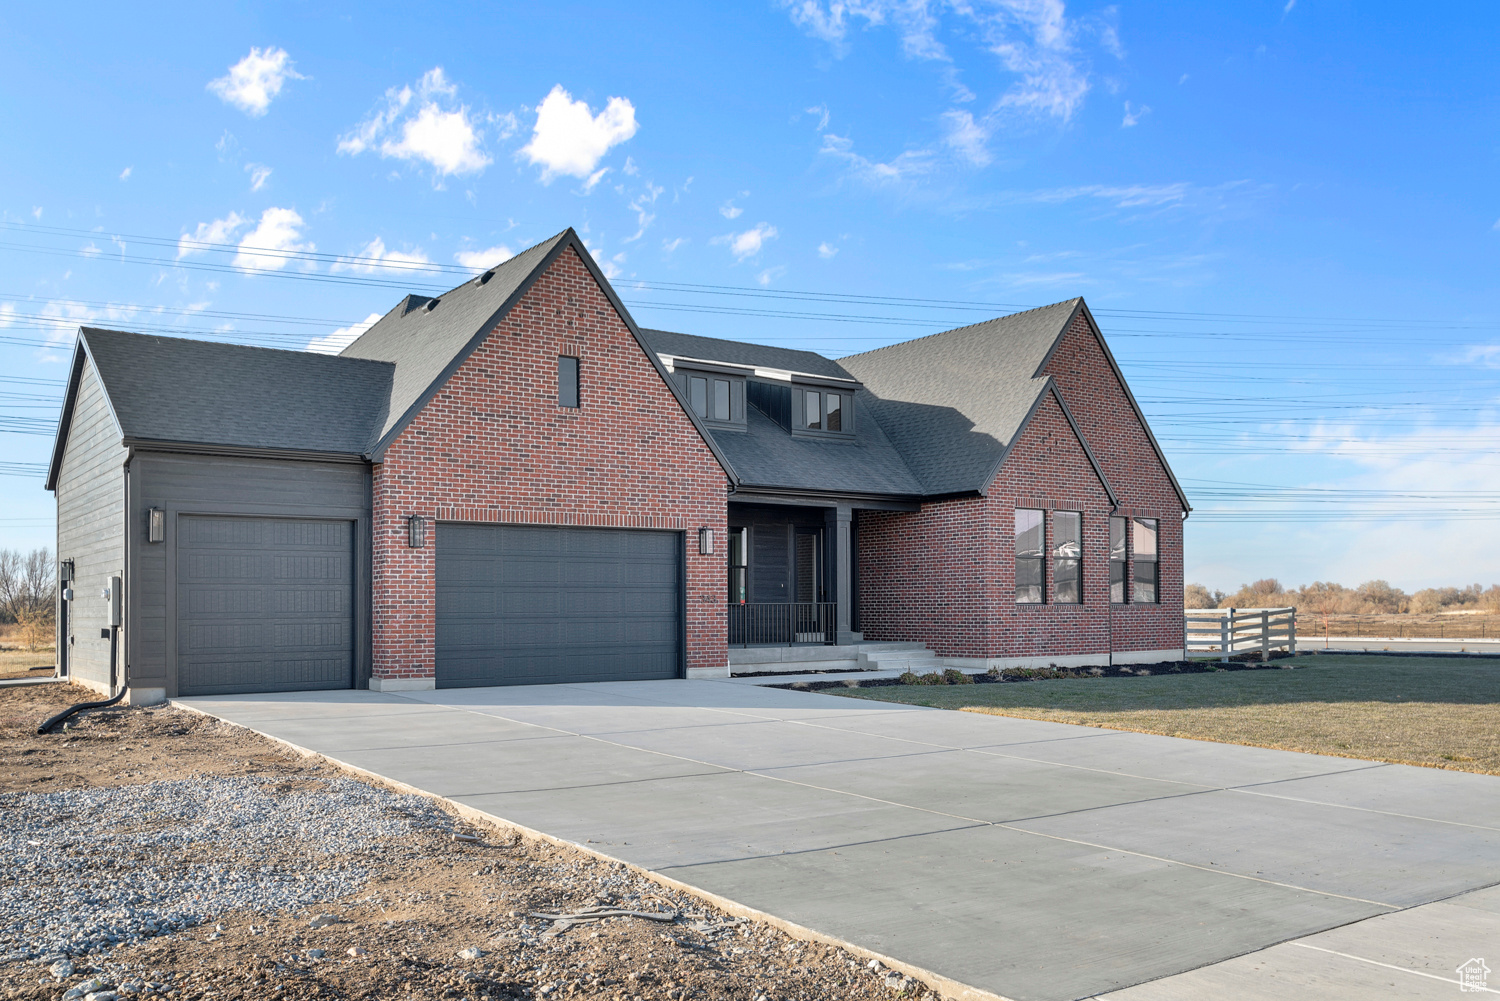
[1108, 504, 1117, 669]
[1181, 508, 1190, 661]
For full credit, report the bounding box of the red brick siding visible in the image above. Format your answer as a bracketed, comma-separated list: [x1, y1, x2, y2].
[370, 246, 728, 682]
[860, 390, 1114, 658]
[1041, 313, 1185, 653]
[858, 311, 1188, 661]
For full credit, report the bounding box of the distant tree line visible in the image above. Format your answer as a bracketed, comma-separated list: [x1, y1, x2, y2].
[1185, 578, 1500, 615]
[0, 548, 55, 651]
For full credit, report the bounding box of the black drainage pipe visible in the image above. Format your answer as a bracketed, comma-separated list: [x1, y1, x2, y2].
[38, 625, 125, 735]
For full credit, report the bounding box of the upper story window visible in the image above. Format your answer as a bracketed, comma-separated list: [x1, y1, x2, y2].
[793, 386, 854, 435]
[676, 367, 745, 426]
[558, 356, 580, 408]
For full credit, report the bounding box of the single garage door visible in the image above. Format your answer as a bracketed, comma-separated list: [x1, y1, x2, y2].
[436, 523, 682, 688]
[176, 516, 354, 696]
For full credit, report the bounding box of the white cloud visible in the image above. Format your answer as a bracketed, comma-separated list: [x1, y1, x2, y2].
[941, 109, 991, 165]
[80, 243, 102, 257]
[331, 237, 431, 274]
[1455, 345, 1500, 369]
[713, 223, 778, 261]
[1024, 182, 1191, 208]
[208, 46, 303, 117]
[119, 166, 132, 181]
[307, 312, 382, 355]
[785, 0, 1091, 121]
[806, 104, 830, 130]
[623, 156, 640, 176]
[624, 183, 664, 242]
[454, 245, 514, 270]
[1121, 101, 1150, 127]
[178, 211, 249, 258]
[246, 164, 272, 191]
[233, 207, 313, 273]
[338, 68, 491, 179]
[662, 237, 686, 253]
[757, 266, 787, 285]
[31, 207, 41, 220]
[720, 199, 744, 220]
[818, 132, 934, 185]
[0, 303, 15, 327]
[818, 242, 839, 259]
[520, 85, 638, 183]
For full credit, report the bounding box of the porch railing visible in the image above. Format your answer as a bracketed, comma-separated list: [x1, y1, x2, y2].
[728, 602, 837, 647]
[1186, 607, 1297, 662]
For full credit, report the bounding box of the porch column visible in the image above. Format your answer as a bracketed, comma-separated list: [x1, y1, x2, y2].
[828, 503, 855, 644]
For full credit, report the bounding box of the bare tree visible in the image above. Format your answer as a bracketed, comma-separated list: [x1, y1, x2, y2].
[0, 548, 22, 625]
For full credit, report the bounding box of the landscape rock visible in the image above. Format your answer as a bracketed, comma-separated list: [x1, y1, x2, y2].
[308, 914, 338, 929]
[456, 946, 484, 960]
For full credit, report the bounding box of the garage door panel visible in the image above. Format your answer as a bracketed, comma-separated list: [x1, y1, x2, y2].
[436, 523, 681, 688]
[177, 515, 354, 696]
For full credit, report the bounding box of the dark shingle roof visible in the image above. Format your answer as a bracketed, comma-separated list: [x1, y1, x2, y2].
[640, 329, 853, 381]
[340, 232, 570, 448]
[79, 328, 394, 454]
[712, 393, 925, 496]
[837, 300, 1080, 495]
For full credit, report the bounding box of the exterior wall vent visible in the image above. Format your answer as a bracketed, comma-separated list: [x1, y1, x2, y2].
[424, 298, 441, 312]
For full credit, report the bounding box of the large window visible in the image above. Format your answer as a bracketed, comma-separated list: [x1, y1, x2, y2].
[1132, 517, 1159, 603]
[728, 527, 748, 604]
[1015, 508, 1044, 604]
[794, 387, 852, 433]
[1109, 516, 1128, 603]
[689, 374, 732, 422]
[558, 356, 580, 408]
[1053, 511, 1081, 604]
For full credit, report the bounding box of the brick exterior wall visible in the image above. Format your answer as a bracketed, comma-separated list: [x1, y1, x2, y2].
[858, 312, 1186, 662]
[1041, 311, 1185, 655]
[370, 246, 729, 684]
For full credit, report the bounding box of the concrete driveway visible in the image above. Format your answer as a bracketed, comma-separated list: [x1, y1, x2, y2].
[179, 680, 1500, 1001]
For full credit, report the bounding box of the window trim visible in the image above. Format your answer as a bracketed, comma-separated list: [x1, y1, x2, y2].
[676, 365, 746, 427]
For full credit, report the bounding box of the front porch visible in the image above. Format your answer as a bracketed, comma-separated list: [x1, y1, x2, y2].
[727, 500, 860, 647]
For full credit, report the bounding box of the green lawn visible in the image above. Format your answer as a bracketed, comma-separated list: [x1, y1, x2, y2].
[830, 655, 1500, 774]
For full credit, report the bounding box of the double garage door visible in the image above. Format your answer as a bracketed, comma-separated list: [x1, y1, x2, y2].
[174, 517, 680, 694]
[436, 523, 683, 688]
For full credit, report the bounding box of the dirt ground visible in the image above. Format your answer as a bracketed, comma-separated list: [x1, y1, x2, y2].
[1314, 611, 1500, 640]
[0, 684, 927, 1001]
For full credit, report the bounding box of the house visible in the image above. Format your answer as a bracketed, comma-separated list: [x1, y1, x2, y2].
[47, 228, 1188, 704]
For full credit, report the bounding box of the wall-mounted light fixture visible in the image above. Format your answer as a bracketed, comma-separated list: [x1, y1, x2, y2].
[147, 507, 166, 544]
[407, 515, 427, 548]
[698, 527, 715, 555]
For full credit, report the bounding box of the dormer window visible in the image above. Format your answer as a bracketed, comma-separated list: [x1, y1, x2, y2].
[793, 387, 853, 435]
[675, 366, 745, 426]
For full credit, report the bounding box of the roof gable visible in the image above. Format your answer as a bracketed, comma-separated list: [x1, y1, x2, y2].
[47, 328, 395, 488]
[342, 229, 739, 482]
[837, 300, 1079, 495]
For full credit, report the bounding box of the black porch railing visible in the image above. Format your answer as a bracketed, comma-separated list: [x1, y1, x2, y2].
[728, 602, 836, 647]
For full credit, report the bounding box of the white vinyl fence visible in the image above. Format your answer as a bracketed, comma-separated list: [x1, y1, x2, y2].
[1185, 607, 1297, 662]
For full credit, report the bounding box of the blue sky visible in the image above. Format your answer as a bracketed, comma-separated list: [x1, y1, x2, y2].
[1, 1, 1497, 592]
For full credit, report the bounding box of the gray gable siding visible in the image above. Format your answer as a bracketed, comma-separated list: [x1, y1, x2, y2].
[55, 356, 126, 690]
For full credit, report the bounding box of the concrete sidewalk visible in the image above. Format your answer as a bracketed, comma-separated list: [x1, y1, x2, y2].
[179, 680, 1500, 1001]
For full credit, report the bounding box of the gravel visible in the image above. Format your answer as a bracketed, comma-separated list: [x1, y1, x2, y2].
[0, 774, 449, 963]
